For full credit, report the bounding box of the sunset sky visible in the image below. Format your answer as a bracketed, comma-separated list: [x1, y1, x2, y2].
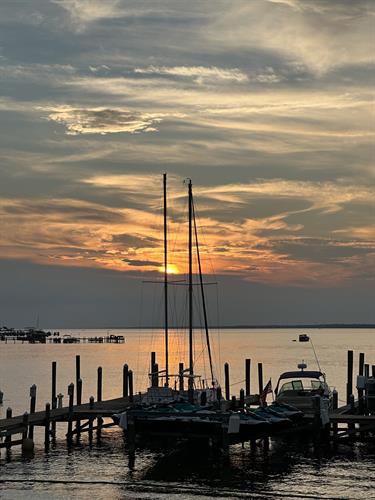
[0, 0, 374, 327]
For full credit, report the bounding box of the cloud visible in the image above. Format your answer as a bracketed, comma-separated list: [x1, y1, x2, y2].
[134, 65, 249, 84]
[207, 1, 374, 74]
[46, 107, 164, 135]
[112, 233, 159, 249]
[52, 0, 120, 31]
[122, 258, 160, 268]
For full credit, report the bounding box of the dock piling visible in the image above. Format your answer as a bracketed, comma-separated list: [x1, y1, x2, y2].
[76, 378, 82, 437]
[151, 352, 157, 387]
[179, 362, 184, 391]
[224, 363, 230, 400]
[123, 364, 129, 397]
[5, 407, 12, 448]
[67, 383, 74, 442]
[44, 403, 50, 450]
[22, 412, 29, 441]
[128, 370, 134, 403]
[332, 389, 338, 437]
[89, 396, 94, 442]
[258, 363, 263, 395]
[239, 388, 245, 409]
[346, 350, 353, 404]
[75, 355, 81, 405]
[245, 359, 251, 396]
[154, 363, 159, 387]
[358, 352, 365, 414]
[97, 367, 103, 402]
[29, 384, 37, 440]
[51, 361, 57, 437]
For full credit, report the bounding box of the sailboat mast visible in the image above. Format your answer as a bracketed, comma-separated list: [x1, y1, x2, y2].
[188, 179, 194, 391]
[192, 203, 214, 386]
[163, 173, 169, 387]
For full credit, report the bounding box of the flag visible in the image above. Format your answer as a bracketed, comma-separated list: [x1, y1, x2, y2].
[259, 378, 272, 407]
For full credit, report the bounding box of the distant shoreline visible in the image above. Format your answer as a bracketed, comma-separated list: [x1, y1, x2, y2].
[45, 323, 375, 330]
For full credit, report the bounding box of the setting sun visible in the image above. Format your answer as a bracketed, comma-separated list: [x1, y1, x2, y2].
[159, 264, 179, 274]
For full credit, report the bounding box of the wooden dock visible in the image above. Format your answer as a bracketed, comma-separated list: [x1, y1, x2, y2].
[1, 350, 374, 456]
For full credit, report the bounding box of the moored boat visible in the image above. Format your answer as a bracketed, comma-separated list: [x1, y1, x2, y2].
[275, 362, 331, 414]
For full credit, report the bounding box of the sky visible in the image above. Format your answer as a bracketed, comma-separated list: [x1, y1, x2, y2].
[0, 0, 374, 327]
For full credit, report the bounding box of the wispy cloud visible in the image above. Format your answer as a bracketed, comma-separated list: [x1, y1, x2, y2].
[46, 106, 164, 135]
[52, 0, 120, 31]
[134, 65, 249, 84]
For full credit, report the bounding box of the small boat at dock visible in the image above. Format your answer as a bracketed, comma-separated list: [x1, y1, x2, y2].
[275, 362, 331, 414]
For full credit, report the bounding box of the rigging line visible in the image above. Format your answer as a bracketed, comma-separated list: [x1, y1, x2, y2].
[136, 281, 145, 377]
[193, 198, 218, 280]
[192, 199, 215, 385]
[230, 378, 247, 387]
[215, 283, 222, 386]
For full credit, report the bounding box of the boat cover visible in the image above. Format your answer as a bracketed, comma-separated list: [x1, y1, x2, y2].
[278, 370, 323, 380]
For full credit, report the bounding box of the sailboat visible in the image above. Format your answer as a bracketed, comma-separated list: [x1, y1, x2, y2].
[138, 174, 219, 405]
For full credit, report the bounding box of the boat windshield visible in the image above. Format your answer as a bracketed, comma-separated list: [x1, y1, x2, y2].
[278, 378, 325, 394]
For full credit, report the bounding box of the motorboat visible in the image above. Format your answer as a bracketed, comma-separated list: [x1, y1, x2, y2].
[299, 333, 310, 342]
[275, 362, 331, 414]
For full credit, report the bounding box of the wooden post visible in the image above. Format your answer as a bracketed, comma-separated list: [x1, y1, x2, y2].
[312, 395, 321, 438]
[5, 407, 12, 448]
[44, 403, 50, 450]
[349, 394, 355, 412]
[126, 414, 136, 455]
[179, 362, 184, 392]
[200, 391, 207, 406]
[77, 378, 82, 406]
[346, 350, 353, 404]
[151, 352, 157, 387]
[51, 361, 57, 437]
[67, 382, 74, 442]
[97, 416, 103, 440]
[128, 370, 134, 403]
[332, 389, 338, 437]
[216, 386, 222, 409]
[97, 367, 102, 402]
[239, 388, 245, 409]
[224, 363, 230, 400]
[22, 412, 29, 441]
[29, 384, 37, 440]
[358, 352, 365, 414]
[154, 363, 159, 387]
[75, 355, 81, 405]
[359, 352, 365, 375]
[76, 378, 82, 437]
[89, 396, 94, 442]
[123, 364, 129, 398]
[349, 394, 355, 432]
[258, 362, 263, 394]
[245, 359, 251, 396]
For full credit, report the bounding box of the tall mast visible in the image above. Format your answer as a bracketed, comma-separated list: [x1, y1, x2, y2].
[188, 179, 194, 391]
[192, 202, 214, 386]
[163, 173, 169, 387]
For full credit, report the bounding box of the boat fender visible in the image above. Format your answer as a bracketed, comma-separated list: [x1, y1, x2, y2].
[228, 414, 240, 434]
[119, 411, 128, 430]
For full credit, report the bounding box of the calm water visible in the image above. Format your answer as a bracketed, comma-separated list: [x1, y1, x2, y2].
[1, 328, 375, 499]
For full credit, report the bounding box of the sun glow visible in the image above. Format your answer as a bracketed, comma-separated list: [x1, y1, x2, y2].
[159, 264, 179, 274]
